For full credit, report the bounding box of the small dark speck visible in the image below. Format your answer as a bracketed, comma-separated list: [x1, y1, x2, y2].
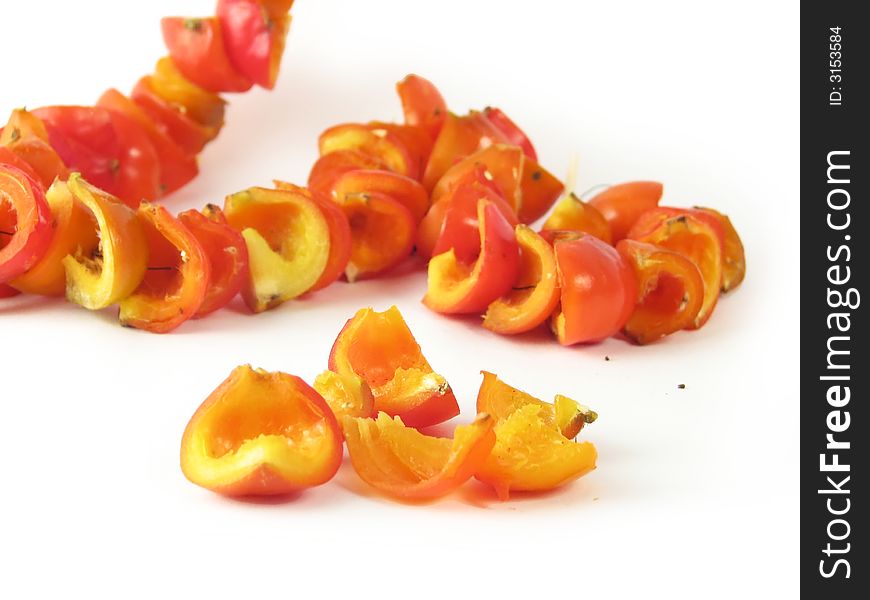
[531, 170, 542, 181]
[677, 383, 686, 389]
[593, 497, 599, 501]
[604, 356, 610, 361]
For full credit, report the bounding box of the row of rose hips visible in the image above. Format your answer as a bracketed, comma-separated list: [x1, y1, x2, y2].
[3, 71, 744, 343]
[307, 75, 746, 345]
[235, 74, 745, 348]
[1, 0, 296, 303]
[1, 74, 572, 333]
[420, 172, 745, 345]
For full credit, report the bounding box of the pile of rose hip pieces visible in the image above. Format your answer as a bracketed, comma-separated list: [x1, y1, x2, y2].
[182, 306, 599, 502]
[2, 67, 745, 344]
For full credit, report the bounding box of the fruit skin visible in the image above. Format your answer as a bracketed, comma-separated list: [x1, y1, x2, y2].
[422, 111, 508, 191]
[482, 106, 538, 161]
[424, 199, 521, 315]
[318, 123, 418, 180]
[118, 203, 211, 334]
[307, 150, 388, 198]
[161, 16, 253, 93]
[538, 228, 584, 246]
[474, 372, 597, 500]
[0, 146, 44, 185]
[223, 186, 330, 313]
[131, 77, 217, 156]
[343, 412, 495, 500]
[626, 207, 724, 329]
[430, 144, 524, 214]
[0, 284, 19, 298]
[587, 181, 663, 242]
[10, 180, 99, 296]
[550, 235, 638, 345]
[97, 89, 199, 196]
[542, 192, 612, 244]
[332, 169, 429, 224]
[422, 165, 518, 263]
[273, 181, 351, 292]
[217, 0, 292, 90]
[338, 192, 415, 282]
[694, 206, 746, 292]
[476, 372, 597, 440]
[61, 174, 148, 311]
[422, 110, 562, 222]
[150, 56, 227, 130]
[32, 105, 120, 194]
[180, 365, 343, 497]
[328, 306, 460, 428]
[0, 164, 54, 284]
[178, 205, 249, 317]
[515, 155, 563, 224]
[483, 225, 560, 335]
[0, 109, 70, 189]
[32, 105, 162, 206]
[367, 121, 434, 178]
[396, 74, 448, 140]
[616, 239, 705, 344]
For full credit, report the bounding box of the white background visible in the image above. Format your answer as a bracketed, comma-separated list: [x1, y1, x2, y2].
[1, 1, 799, 597]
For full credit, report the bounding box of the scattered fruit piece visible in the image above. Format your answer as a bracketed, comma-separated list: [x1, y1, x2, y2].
[474, 373, 597, 500]
[328, 306, 460, 428]
[180, 365, 343, 496]
[344, 412, 495, 500]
